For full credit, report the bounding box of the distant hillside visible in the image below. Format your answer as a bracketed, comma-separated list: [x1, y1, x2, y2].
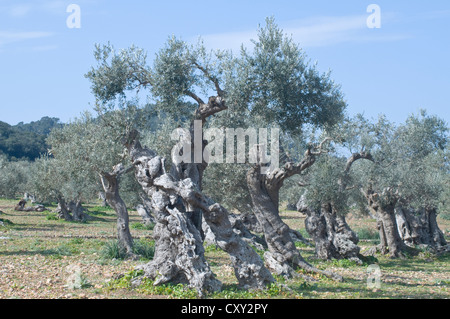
[14, 116, 63, 136]
[0, 117, 63, 161]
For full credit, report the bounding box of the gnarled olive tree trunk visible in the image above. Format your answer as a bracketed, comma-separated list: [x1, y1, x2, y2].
[100, 164, 136, 258]
[301, 203, 362, 263]
[363, 187, 417, 258]
[54, 197, 73, 221]
[125, 130, 274, 295]
[14, 199, 48, 213]
[299, 152, 374, 263]
[136, 195, 155, 227]
[67, 200, 87, 222]
[396, 206, 448, 252]
[247, 142, 342, 281]
[126, 138, 221, 294]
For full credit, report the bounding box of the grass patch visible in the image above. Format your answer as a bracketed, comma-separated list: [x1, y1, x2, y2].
[41, 244, 79, 258]
[100, 238, 155, 261]
[0, 218, 14, 227]
[45, 213, 59, 221]
[356, 227, 380, 241]
[130, 222, 154, 231]
[107, 269, 307, 299]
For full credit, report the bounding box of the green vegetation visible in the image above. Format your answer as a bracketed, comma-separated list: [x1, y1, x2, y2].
[100, 239, 155, 261]
[0, 117, 62, 161]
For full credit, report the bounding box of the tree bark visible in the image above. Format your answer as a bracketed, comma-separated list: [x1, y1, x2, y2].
[300, 152, 373, 263]
[98, 192, 108, 207]
[303, 203, 362, 263]
[14, 199, 48, 213]
[136, 204, 155, 226]
[100, 164, 136, 258]
[55, 197, 73, 221]
[396, 206, 448, 252]
[364, 187, 417, 258]
[246, 142, 343, 281]
[203, 212, 268, 251]
[125, 131, 274, 294]
[67, 200, 86, 222]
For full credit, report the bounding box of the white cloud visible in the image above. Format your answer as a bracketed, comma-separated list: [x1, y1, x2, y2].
[0, 31, 54, 47]
[197, 14, 410, 52]
[8, 4, 32, 17]
[284, 15, 367, 47]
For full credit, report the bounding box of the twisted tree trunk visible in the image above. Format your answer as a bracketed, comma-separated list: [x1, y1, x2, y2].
[396, 206, 447, 252]
[299, 152, 373, 263]
[364, 187, 417, 258]
[125, 130, 274, 295]
[14, 199, 48, 213]
[302, 203, 361, 263]
[126, 140, 221, 295]
[67, 200, 86, 222]
[100, 164, 136, 258]
[55, 197, 73, 221]
[247, 141, 343, 281]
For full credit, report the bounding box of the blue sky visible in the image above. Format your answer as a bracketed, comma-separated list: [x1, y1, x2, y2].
[0, 0, 449, 126]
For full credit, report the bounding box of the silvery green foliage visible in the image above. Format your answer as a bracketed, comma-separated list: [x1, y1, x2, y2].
[235, 17, 346, 135]
[336, 111, 448, 212]
[0, 156, 32, 198]
[393, 111, 448, 210]
[29, 155, 65, 203]
[86, 18, 346, 137]
[86, 43, 151, 104]
[33, 112, 141, 206]
[140, 113, 186, 169]
[303, 155, 349, 212]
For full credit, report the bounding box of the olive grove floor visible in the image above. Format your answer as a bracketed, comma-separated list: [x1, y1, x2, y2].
[0, 199, 448, 299]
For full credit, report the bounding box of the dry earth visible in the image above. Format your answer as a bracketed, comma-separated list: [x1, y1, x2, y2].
[0, 199, 449, 299]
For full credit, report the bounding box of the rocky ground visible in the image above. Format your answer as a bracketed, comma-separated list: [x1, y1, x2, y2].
[0, 199, 449, 299]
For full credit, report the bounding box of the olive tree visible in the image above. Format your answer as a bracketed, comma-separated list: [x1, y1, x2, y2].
[298, 150, 370, 264]
[29, 154, 84, 221]
[0, 155, 32, 199]
[390, 112, 448, 252]
[342, 112, 448, 258]
[229, 19, 346, 280]
[86, 30, 276, 294]
[45, 110, 144, 256]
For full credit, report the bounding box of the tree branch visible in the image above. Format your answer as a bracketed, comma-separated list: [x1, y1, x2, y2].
[343, 151, 374, 175]
[186, 90, 205, 105]
[339, 151, 374, 192]
[192, 61, 224, 97]
[264, 138, 332, 187]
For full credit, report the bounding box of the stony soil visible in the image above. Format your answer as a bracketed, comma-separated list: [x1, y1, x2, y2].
[0, 199, 449, 299]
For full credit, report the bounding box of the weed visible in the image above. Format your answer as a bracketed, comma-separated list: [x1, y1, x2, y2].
[133, 239, 155, 260]
[131, 222, 154, 230]
[45, 213, 59, 221]
[100, 240, 127, 260]
[357, 227, 380, 240]
[100, 239, 155, 260]
[41, 244, 79, 258]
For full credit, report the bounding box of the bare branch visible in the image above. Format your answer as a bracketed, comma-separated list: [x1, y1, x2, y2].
[309, 137, 332, 155]
[343, 151, 374, 175]
[186, 90, 205, 105]
[192, 61, 224, 97]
